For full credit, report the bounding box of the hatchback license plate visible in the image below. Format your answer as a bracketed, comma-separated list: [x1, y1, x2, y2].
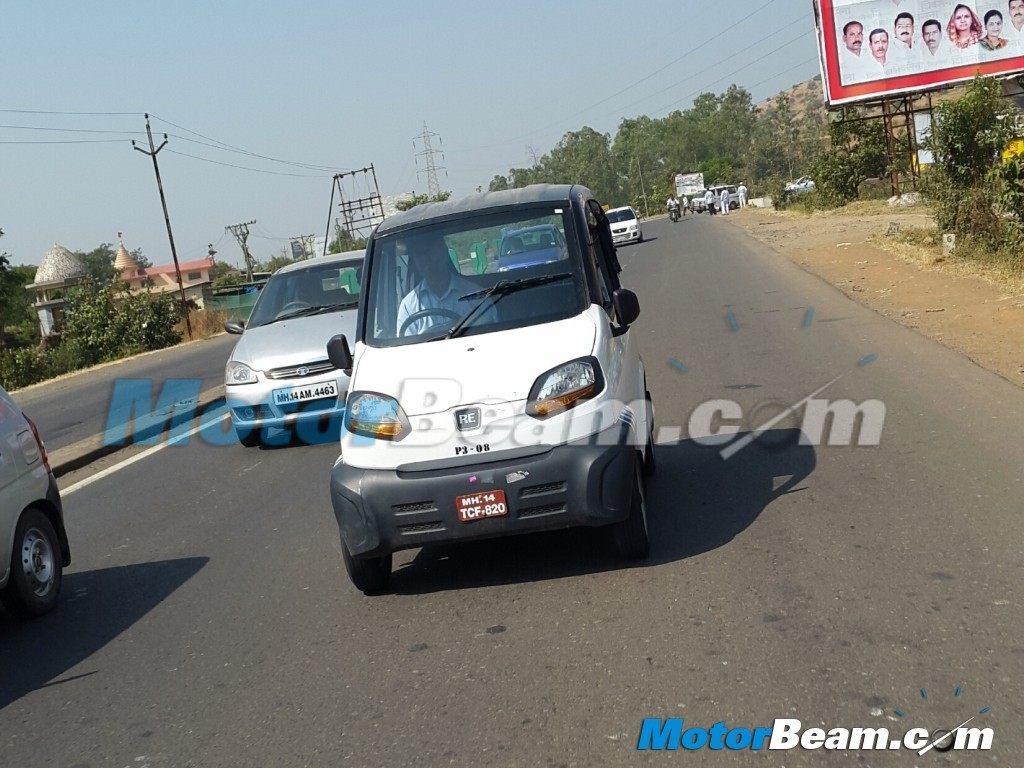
[273, 380, 338, 405]
[456, 490, 508, 523]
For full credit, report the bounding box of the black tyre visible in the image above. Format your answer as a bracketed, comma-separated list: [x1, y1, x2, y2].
[610, 457, 650, 560]
[643, 390, 656, 477]
[638, 232, 644, 242]
[236, 426, 261, 448]
[342, 546, 392, 595]
[1, 507, 63, 619]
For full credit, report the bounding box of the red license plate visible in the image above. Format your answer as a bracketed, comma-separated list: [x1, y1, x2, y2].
[455, 490, 508, 523]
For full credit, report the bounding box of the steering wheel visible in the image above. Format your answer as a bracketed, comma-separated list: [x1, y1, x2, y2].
[399, 307, 461, 336]
[280, 300, 312, 313]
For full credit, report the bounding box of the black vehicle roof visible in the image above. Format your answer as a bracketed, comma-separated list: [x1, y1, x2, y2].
[376, 184, 588, 235]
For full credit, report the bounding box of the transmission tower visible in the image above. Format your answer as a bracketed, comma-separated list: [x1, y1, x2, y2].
[413, 122, 446, 197]
[225, 220, 257, 281]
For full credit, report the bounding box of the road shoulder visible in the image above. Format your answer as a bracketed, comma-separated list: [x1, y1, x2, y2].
[725, 206, 1024, 387]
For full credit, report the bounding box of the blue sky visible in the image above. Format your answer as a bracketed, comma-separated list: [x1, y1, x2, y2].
[1, 0, 820, 269]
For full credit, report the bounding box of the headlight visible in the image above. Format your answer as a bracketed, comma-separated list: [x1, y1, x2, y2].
[226, 361, 258, 385]
[628, 225, 637, 231]
[345, 391, 410, 440]
[526, 357, 603, 418]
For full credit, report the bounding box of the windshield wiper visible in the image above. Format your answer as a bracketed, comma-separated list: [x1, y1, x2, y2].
[425, 272, 573, 342]
[271, 302, 355, 323]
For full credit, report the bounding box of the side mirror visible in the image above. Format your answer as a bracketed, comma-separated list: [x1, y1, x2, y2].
[224, 320, 245, 335]
[327, 334, 353, 375]
[612, 288, 640, 327]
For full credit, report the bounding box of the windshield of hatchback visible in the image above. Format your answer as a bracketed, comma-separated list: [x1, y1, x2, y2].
[363, 206, 587, 346]
[247, 258, 362, 328]
[605, 208, 637, 223]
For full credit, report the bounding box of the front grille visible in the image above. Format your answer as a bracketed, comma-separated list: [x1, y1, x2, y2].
[393, 501, 438, 515]
[266, 360, 336, 380]
[518, 503, 566, 519]
[399, 521, 445, 535]
[520, 481, 566, 498]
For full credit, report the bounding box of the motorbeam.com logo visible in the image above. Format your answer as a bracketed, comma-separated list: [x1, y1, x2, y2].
[637, 716, 994, 755]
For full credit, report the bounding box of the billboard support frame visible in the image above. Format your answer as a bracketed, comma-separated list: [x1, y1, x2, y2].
[830, 90, 936, 197]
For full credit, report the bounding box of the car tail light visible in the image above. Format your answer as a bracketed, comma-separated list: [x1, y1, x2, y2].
[24, 413, 50, 472]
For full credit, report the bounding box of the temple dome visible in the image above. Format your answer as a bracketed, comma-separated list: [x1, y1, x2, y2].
[114, 241, 140, 272]
[34, 244, 88, 284]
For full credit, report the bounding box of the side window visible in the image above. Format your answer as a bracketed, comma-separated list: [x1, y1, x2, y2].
[586, 200, 620, 308]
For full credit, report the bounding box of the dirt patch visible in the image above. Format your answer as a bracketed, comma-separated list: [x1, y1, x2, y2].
[727, 205, 1024, 386]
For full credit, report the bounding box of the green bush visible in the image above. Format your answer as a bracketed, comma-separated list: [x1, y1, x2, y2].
[0, 347, 47, 390]
[62, 283, 180, 363]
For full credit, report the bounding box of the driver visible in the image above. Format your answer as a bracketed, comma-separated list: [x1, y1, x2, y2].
[396, 236, 495, 336]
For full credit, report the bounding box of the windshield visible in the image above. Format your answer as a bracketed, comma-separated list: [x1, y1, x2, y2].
[606, 208, 637, 223]
[362, 206, 587, 346]
[247, 257, 362, 328]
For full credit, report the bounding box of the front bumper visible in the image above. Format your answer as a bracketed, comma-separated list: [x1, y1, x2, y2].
[227, 371, 347, 430]
[330, 425, 635, 558]
[612, 231, 641, 245]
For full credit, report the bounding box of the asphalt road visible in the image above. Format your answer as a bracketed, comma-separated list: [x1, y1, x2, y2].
[10, 333, 236, 453]
[2, 214, 1022, 766]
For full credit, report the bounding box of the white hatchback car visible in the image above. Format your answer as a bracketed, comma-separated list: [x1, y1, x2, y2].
[225, 250, 363, 446]
[606, 206, 643, 245]
[0, 384, 70, 618]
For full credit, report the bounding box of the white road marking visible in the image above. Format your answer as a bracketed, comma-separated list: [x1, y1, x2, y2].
[61, 413, 230, 496]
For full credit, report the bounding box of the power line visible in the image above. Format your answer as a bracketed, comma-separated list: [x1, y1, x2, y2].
[587, 22, 813, 124]
[150, 113, 346, 172]
[464, 0, 783, 151]
[0, 108, 139, 116]
[653, 31, 817, 115]
[0, 138, 127, 144]
[0, 123, 145, 135]
[165, 149, 326, 177]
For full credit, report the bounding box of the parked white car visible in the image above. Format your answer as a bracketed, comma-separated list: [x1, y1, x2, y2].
[605, 206, 643, 245]
[785, 177, 816, 195]
[0, 384, 69, 618]
[224, 250, 363, 446]
[326, 185, 656, 593]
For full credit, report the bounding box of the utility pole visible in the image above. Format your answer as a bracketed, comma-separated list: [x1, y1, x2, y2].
[413, 122, 446, 198]
[132, 113, 192, 340]
[225, 220, 257, 281]
[636, 157, 650, 219]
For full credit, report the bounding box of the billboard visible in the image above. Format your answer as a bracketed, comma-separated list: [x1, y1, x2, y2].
[675, 172, 705, 197]
[815, 0, 1024, 105]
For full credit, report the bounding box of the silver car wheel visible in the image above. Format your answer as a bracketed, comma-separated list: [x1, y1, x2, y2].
[21, 526, 55, 598]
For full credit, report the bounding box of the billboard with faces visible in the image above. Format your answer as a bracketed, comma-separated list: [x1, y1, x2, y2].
[815, 0, 1024, 105]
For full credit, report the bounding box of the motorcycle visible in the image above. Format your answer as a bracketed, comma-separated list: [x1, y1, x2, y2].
[668, 204, 680, 223]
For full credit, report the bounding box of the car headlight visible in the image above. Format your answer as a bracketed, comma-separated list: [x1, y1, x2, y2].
[526, 357, 603, 418]
[345, 391, 410, 440]
[226, 361, 258, 385]
[628, 225, 637, 231]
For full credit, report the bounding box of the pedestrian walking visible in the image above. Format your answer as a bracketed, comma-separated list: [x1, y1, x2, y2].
[704, 189, 715, 215]
[720, 187, 730, 216]
[738, 183, 748, 208]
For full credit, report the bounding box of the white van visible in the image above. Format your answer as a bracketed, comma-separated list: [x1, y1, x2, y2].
[326, 185, 656, 593]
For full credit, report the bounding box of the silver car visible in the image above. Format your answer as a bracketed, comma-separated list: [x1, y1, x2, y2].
[224, 250, 362, 447]
[0, 384, 70, 618]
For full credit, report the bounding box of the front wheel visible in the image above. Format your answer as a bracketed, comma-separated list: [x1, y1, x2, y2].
[236, 426, 261, 448]
[342, 546, 392, 595]
[1, 508, 63, 619]
[610, 457, 650, 560]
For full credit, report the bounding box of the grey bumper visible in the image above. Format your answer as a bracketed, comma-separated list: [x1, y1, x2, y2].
[330, 425, 635, 558]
